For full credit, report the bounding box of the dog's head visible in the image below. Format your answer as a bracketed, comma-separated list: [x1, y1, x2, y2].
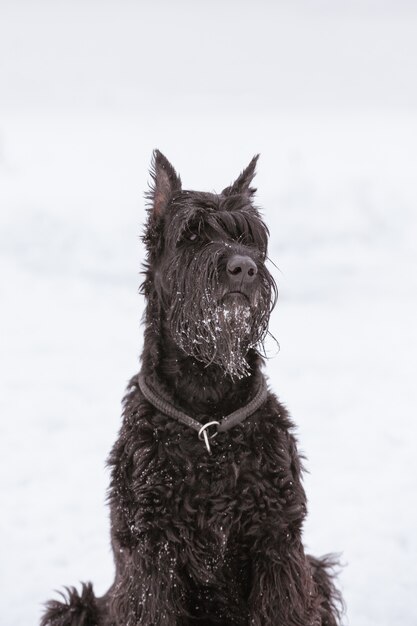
[142, 150, 277, 379]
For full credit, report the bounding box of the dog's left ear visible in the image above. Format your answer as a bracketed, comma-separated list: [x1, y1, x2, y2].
[148, 149, 182, 217]
[222, 154, 259, 197]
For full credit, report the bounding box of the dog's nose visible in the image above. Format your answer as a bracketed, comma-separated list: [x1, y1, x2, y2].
[226, 255, 258, 284]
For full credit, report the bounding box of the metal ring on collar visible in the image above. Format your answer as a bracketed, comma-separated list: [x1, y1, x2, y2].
[198, 421, 220, 454]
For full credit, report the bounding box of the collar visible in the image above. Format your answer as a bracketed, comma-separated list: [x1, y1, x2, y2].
[137, 373, 268, 454]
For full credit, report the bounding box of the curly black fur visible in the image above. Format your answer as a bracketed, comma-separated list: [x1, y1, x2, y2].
[40, 583, 100, 626]
[41, 151, 344, 625]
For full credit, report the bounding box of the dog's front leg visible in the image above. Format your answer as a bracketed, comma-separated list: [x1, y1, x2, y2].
[248, 532, 320, 626]
[109, 534, 188, 626]
[245, 429, 321, 626]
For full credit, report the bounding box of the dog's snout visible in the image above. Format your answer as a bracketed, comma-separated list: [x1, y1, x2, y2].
[226, 255, 258, 284]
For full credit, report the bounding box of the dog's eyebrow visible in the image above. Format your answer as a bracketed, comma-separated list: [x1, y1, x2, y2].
[211, 210, 269, 250]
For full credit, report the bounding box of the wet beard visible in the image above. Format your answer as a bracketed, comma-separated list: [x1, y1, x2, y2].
[170, 292, 267, 380]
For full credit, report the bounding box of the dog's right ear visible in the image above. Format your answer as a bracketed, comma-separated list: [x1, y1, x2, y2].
[222, 155, 259, 198]
[148, 149, 182, 218]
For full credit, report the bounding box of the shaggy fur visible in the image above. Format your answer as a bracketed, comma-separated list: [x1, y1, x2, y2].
[41, 151, 343, 625]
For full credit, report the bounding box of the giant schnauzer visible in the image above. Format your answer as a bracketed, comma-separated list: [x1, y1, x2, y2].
[41, 151, 343, 625]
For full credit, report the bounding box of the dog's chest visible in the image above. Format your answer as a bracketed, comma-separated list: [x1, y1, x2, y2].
[178, 453, 244, 569]
[159, 439, 244, 545]
[132, 410, 273, 556]
[180, 452, 239, 518]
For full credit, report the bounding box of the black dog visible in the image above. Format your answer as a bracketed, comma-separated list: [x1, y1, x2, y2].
[42, 152, 342, 625]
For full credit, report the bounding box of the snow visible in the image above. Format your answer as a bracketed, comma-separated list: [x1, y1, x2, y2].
[1, 2, 417, 624]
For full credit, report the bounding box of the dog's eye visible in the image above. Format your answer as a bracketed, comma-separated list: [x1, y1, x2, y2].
[177, 230, 199, 247]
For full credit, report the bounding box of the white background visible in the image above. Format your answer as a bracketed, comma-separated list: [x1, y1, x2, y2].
[1, 1, 416, 624]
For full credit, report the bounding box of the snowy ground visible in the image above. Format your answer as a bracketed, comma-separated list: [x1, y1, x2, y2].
[1, 2, 417, 625]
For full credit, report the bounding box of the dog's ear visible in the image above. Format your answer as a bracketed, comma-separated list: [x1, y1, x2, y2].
[148, 149, 182, 217]
[222, 154, 259, 197]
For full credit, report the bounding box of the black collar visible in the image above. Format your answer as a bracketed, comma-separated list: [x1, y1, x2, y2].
[138, 373, 268, 453]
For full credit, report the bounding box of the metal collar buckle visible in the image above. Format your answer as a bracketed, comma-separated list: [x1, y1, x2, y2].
[198, 421, 220, 454]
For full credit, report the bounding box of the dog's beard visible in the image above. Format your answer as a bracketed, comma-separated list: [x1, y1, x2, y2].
[168, 252, 272, 379]
[173, 297, 254, 379]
